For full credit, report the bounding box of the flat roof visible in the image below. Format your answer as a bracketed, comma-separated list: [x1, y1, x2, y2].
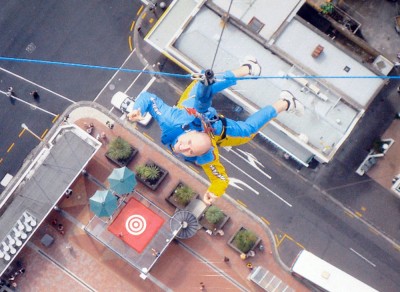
[0, 125, 101, 275]
[273, 18, 384, 108]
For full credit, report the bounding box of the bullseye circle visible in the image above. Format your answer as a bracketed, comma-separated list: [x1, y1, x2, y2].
[125, 215, 147, 235]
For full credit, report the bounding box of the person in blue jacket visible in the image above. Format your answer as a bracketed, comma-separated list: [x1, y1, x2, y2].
[128, 57, 304, 204]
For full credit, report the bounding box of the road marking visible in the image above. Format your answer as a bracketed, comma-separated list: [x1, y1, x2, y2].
[142, 12, 147, 19]
[229, 177, 259, 195]
[236, 199, 247, 208]
[0, 158, 3, 164]
[229, 148, 271, 179]
[128, 36, 133, 51]
[137, 5, 144, 16]
[7, 143, 15, 153]
[19, 129, 25, 138]
[0, 67, 75, 104]
[1, 90, 58, 117]
[93, 49, 136, 103]
[142, 132, 154, 141]
[260, 216, 270, 225]
[125, 64, 149, 93]
[355, 211, 363, 217]
[350, 248, 376, 267]
[344, 210, 354, 218]
[130, 20, 136, 31]
[220, 155, 292, 207]
[52, 114, 59, 123]
[41, 129, 49, 139]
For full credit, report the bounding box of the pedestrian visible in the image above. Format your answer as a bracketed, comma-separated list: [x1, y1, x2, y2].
[240, 253, 247, 260]
[151, 248, 160, 257]
[128, 57, 304, 205]
[200, 282, 205, 290]
[8, 276, 14, 281]
[223, 256, 230, 263]
[17, 268, 25, 275]
[11, 282, 17, 288]
[65, 188, 72, 198]
[106, 121, 114, 129]
[397, 86, 400, 94]
[100, 132, 107, 140]
[30, 90, 39, 99]
[6, 86, 13, 97]
[246, 262, 253, 271]
[246, 250, 255, 257]
[58, 223, 64, 231]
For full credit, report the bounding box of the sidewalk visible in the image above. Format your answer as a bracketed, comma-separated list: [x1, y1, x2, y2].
[13, 105, 307, 291]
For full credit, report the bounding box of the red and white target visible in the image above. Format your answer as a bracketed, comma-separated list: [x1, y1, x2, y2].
[125, 214, 147, 235]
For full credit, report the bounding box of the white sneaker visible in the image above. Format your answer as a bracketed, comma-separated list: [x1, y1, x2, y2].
[280, 90, 304, 117]
[241, 56, 261, 76]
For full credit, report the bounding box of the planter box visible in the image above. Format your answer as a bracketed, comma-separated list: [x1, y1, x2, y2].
[199, 207, 230, 232]
[227, 226, 261, 254]
[135, 161, 168, 191]
[166, 182, 199, 210]
[105, 146, 138, 167]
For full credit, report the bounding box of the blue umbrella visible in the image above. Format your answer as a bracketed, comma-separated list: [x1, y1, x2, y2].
[89, 190, 118, 217]
[107, 166, 137, 195]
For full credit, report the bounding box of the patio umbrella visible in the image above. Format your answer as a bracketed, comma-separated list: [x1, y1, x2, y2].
[89, 190, 118, 217]
[107, 166, 137, 195]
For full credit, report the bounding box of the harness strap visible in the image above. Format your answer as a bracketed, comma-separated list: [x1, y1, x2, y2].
[218, 115, 227, 141]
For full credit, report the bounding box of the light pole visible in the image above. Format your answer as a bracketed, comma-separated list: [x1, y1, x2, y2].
[21, 123, 43, 142]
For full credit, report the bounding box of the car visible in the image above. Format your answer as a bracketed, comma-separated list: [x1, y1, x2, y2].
[111, 91, 152, 126]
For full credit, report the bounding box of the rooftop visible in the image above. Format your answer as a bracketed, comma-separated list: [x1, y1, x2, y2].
[0, 125, 101, 275]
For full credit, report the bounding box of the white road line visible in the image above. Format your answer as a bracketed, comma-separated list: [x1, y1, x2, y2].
[93, 48, 136, 102]
[219, 154, 292, 207]
[0, 67, 75, 103]
[125, 64, 149, 93]
[350, 248, 376, 267]
[231, 148, 272, 179]
[1, 91, 58, 117]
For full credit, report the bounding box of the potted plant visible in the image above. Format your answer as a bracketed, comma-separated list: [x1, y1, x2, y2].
[199, 205, 230, 232]
[105, 136, 137, 167]
[320, 2, 334, 15]
[135, 161, 168, 191]
[228, 227, 261, 254]
[166, 182, 198, 209]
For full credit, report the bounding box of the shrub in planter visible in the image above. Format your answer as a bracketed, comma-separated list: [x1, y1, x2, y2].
[136, 164, 160, 181]
[107, 137, 132, 160]
[174, 184, 196, 206]
[232, 229, 258, 254]
[205, 205, 224, 225]
[135, 162, 168, 191]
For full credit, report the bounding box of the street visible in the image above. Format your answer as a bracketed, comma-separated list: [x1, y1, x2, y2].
[0, 1, 399, 291]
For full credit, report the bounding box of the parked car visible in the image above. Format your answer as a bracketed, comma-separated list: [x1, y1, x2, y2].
[111, 91, 152, 126]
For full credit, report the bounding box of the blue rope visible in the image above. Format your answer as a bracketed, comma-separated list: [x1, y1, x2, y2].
[0, 56, 399, 80]
[0, 56, 192, 79]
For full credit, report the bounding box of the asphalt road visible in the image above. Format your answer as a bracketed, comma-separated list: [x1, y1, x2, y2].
[1, 1, 399, 291]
